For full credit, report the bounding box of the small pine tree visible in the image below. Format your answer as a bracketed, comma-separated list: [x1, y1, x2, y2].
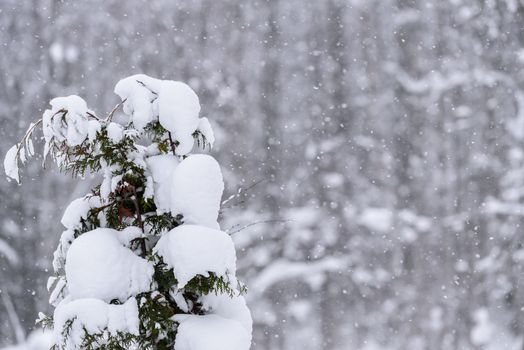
[4, 75, 252, 350]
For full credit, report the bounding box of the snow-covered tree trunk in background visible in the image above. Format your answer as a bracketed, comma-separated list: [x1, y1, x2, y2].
[3, 74, 252, 350]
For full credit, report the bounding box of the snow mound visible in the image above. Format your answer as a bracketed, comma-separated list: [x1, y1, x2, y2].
[154, 224, 236, 288]
[197, 117, 215, 147]
[158, 80, 201, 155]
[114, 74, 207, 155]
[43, 95, 89, 147]
[50, 95, 87, 116]
[146, 154, 179, 213]
[4, 144, 19, 183]
[117, 226, 143, 246]
[61, 195, 101, 230]
[100, 164, 122, 202]
[65, 228, 153, 302]
[87, 120, 101, 141]
[173, 314, 251, 350]
[54, 297, 139, 349]
[106, 122, 124, 143]
[202, 293, 252, 338]
[114, 74, 161, 131]
[171, 154, 224, 229]
[52, 229, 75, 271]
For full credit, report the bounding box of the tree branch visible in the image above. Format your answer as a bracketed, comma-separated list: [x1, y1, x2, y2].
[227, 219, 291, 235]
[106, 98, 126, 122]
[131, 186, 147, 257]
[168, 132, 177, 155]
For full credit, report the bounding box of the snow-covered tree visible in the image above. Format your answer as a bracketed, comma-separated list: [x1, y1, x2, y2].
[3, 74, 252, 350]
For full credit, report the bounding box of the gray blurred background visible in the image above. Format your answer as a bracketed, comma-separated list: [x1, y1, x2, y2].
[1, 0, 524, 349]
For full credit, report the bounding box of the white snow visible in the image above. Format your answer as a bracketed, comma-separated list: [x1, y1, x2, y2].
[114, 74, 161, 131]
[24, 136, 35, 160]
[48, 276, 67, 307]
[113, 75, 210, 155]
[171, 154, 224, 229]
[145, 154, 179, 213]
[54, 297, 139, 349]
[249, 257, 346, 299]
[49, 95, 88, 119]
[358, 207, 393, 232]
[52, 229, 75, 272]
[3, 144, 19, 183]
[106, 122, 124, 143]
[173, 314, 251, 350]
[197, 117, 215, 147]
[2, 74, 252, 349]
[39, 95, 92, 165]
[145, 153, 223, 222]
[87, 120, 101, 142]
[49, 42, 63, 63]
[65, 228, 153, 302]
[172, 291, 190, 313]
[100, 164, 121, 202]
[201, 293, 252, 338]
[60, 195, 101, 230]
[117, 226, 143, 247]
[47, 95, 89, 147]
[1, 330, 53, 350]
[471, 308, 494, 346]
[41, 109, 55, 140]
[144, 176, 155, 200]
[154, 224, 236, 288]
[158, 80, 201, 155]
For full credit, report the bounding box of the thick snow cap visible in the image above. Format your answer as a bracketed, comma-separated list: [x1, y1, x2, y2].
[146, 154, 179, 214]
[65, 228, 153, 302]
[114, 74, 161, 131]
[158, 80, 201, 155]
[202, 293, 253, 338]
[4, 145, 20, 183]
[60, 195, 101, 230]
[114, 74, 203, 155]
[154, 224, 236, 288]
[171, 154, 224, 229]
[46, 95, 89, 147]
[54, 297, 139, 349]
[173, 314, 251, 350]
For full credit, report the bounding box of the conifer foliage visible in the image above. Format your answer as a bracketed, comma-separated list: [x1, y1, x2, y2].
[4, 75, 252, 350]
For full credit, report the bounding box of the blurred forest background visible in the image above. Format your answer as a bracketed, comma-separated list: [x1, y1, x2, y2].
[2, 0, 524, 349]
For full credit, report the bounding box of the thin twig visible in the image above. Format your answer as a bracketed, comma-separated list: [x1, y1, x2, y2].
[168, 132, 177, 155]
[136, 80, 158, 96]
[244, 178, 267, 192]
[227, 219, 291, 235]
[86, 201, 117, 219]
[86, 111, 101, 120]
[15, 118, 43, 157]
[106, 98, 126, 122]
[221, 178, 267, 210]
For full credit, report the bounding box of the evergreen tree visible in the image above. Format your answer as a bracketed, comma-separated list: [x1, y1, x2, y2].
[3, 74, 252, 350]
